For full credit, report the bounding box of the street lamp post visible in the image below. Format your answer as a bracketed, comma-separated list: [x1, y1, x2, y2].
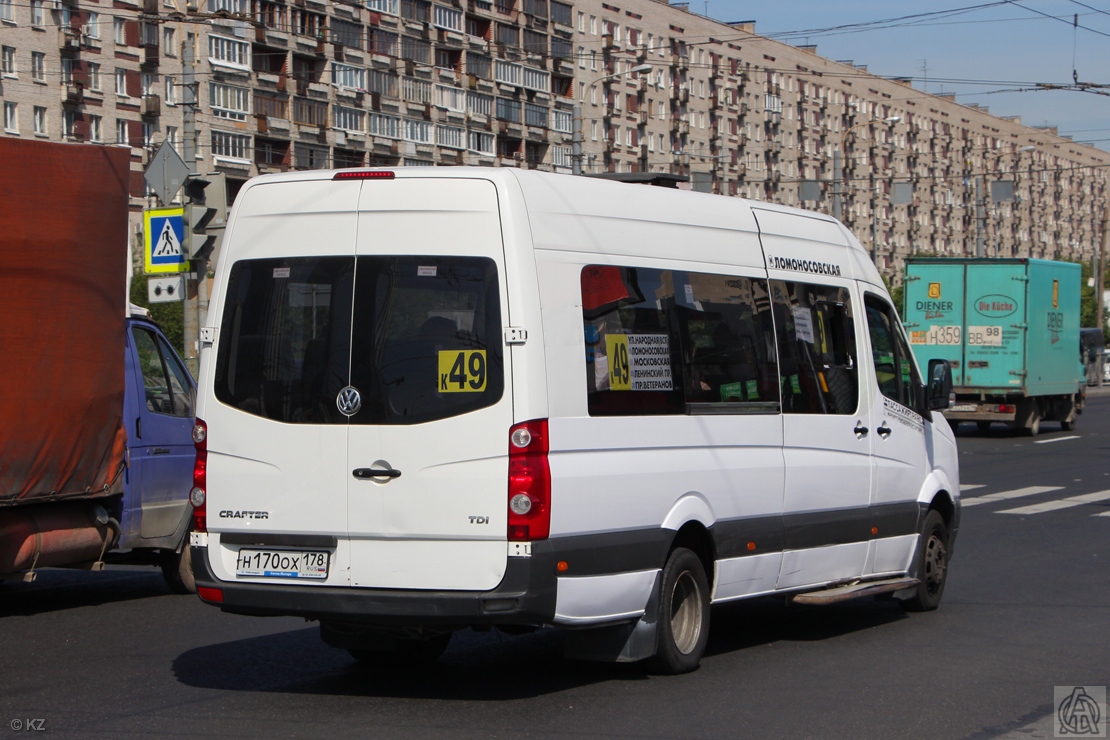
[833, 115, 900, 266]
[977, 145, 1035, 258]
[573, 63, 653, 176]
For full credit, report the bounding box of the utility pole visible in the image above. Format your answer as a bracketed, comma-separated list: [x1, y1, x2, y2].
[181, 31, 199, 376]
[975, 173, 985, 258]
[1098, 198, 1109, 337]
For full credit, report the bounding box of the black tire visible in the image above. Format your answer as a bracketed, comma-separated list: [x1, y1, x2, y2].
[947, 419, 960, 434]
[902, 510, 950, 612]
[1061, 417, 1077, 432]
[1024, 412, 1041, 437]
[161, 542, 196, 594]
[650, 548, 710, 675]
[348, 633, 452, 666]
[976, 421, 992, 432]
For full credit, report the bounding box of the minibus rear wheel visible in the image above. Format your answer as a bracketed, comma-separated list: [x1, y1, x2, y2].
[651, 547, 710, 674]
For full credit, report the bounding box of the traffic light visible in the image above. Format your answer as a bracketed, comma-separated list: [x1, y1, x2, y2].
[183, 172, 228, 259]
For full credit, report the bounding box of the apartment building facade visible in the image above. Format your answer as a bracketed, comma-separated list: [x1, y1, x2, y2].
[0, 0, 1106, 280]
[573, 1, 1110, 277]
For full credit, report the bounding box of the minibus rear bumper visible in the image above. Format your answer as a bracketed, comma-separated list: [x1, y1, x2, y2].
[191, 545, 558, 628]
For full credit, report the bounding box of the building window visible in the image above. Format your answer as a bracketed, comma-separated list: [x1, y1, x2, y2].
[116, 118, 129, 145]
[142, 121, 154, 146]
[0, 0, 12, 22]
[436, 124, 463, 149]
[368, 112, 400, 138]
[88, 63, 101, 91]
[90, 115, 103, 142]
[163, 27, 175, 55]
[31, 52, 45, 82]
[210, 82, 250, 119]
[3, 101, 15, 132]
[331, 18, 363, 49]
[577, 10, 584, 31]
[141, 72, 156, 96]
[33, 106, 46, 135]
[551, 108, 571, 133]
[115, 68, 127, 96]
[31, 0, 44, 26]
[1, 46, 14, 78]
[165, 76, 176, 105]
[402, 118, 432, 143]
[549, 0, 570, 25]
[495, 97, 520, 122]
[332, 63, 366, 90]
[86, 12, 100, 38]
[114, 17, 126, 45]
[468, 130, 494, 154]
[294, 143, 328, 169]
[433, 5, 462, 32]
[165, 125, 177, 148]
[209, 34, 250, 68]
[62, 111, 75, 138]
[366, 0, 398, 14]
[212, 130, 251, 161]
[334, 105, 364, 132]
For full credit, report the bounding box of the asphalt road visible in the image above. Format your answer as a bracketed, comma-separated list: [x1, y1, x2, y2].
[2, 397, 1109, 739]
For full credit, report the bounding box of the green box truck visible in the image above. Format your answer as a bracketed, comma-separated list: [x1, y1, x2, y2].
[903, 258, 1085, 435]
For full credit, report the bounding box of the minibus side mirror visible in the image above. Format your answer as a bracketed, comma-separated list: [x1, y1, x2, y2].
[926, 359, 953, 411]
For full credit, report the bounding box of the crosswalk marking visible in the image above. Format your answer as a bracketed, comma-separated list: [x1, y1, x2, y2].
[997, 490, 1110, 515]
[1032, 435, 1080, 445]
[960, 484, 985, 492]
[961, 486, 1064, 508]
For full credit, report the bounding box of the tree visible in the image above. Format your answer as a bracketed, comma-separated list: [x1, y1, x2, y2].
[129, 273, 185, 353]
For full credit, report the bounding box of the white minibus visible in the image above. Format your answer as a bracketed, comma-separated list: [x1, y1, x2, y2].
[189, 168, 959, 673]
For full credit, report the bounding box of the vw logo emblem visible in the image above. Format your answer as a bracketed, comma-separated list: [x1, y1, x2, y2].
[336, 386, 362, 416]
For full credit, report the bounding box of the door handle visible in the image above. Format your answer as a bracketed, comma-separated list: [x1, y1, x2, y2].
[877, 422, 892, 439]
[353, 467, 402, 480]
[152, 447, 171, 455]
[854, 422, 869, 438]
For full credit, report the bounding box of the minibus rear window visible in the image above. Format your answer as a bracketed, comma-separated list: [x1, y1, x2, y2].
[214, 256, 503, 425]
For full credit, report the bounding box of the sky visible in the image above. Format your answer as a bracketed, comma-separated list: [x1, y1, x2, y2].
[700, 1, 1110, 151]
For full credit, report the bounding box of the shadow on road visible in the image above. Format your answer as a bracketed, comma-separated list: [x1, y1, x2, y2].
[172, 595, 909, 699]
[0, 567, 176, 618]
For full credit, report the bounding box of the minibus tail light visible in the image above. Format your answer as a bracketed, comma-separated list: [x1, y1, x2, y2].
[191, 419, 208, 532]
[507, 419, 550, 542]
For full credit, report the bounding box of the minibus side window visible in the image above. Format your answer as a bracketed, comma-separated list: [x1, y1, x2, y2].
[865, 295, 921, 411]
[771, 280, 859, 415]
[581, 265, 779, 416]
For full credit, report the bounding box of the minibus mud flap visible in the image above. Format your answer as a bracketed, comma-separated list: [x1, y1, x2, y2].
[562, 572, 662, 663]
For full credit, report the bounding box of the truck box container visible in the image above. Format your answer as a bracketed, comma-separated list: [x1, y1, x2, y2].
[904, 258, 1084, 434]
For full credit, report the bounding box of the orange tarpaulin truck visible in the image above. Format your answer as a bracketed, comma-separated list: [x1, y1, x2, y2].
[0, 138, 198, 592]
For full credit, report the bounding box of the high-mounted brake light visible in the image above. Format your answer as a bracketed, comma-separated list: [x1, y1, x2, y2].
[507, 419, 551, 542]
[191, 419, 208, 532]
[333, 170, 396, 180]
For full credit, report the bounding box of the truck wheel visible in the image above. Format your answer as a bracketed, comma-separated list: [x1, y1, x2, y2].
[1024, 412, 1041, 437]
[161, 542, 196, 595]
[901, 510, 950, 612]
[650, 548, 710, 675]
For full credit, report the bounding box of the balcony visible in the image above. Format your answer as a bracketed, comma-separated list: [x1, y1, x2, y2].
[141, 94, 161, 117]
[61, 81, 84, 103]
[143, 44, 160, 66]
[58, 27, 81, 53]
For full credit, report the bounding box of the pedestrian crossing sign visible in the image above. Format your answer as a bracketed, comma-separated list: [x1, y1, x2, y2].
[143, 207, 188, 275]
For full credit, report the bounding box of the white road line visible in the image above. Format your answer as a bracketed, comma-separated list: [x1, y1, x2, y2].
[998, 490, 1110, 515]
[960, 484, 986, 492]
[1033, 435, 1080, 445]
[1093, 511, 1110, 518]
[961, 486, 1064, 508]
